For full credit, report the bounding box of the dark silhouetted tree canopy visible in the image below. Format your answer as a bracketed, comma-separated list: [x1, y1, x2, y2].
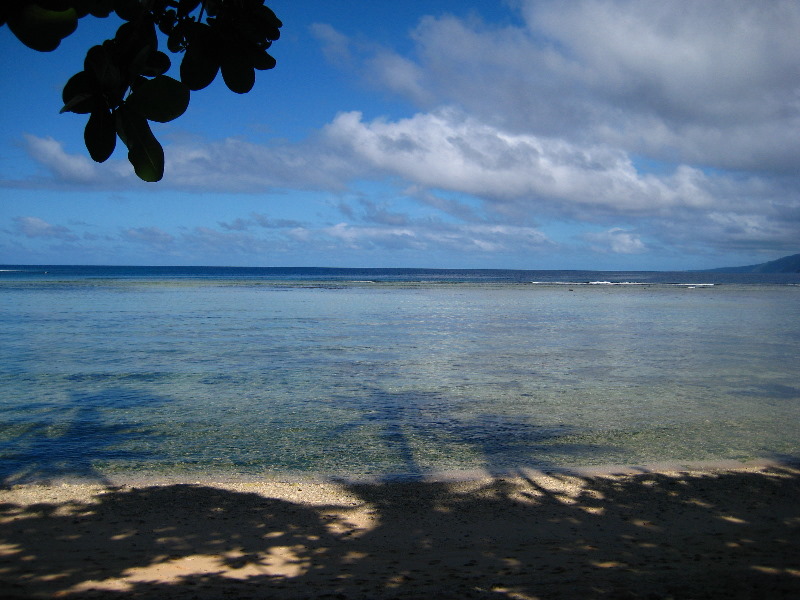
[1, 0, 281, 181]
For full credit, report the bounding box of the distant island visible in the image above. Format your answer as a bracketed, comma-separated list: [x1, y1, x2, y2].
[700, 253, 800, 273]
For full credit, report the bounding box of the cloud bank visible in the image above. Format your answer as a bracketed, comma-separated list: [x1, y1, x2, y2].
[4, 0, 799, 265]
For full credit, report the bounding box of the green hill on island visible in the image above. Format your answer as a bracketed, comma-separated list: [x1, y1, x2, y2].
[702, 253, 800, 273]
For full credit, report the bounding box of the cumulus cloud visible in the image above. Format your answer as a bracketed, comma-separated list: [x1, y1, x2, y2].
[310, 22, 355, 66]
[163, 136, 357, 192]
[23, 136, 100, 183]
[14, 132, 358, 193]
[13, 216, 78, 241]
[106, 218, 555, 263]
[21, 135, 133, 186]
[6, 1, 799, 263]
[366, 52, 433, 106]
[367, 0, 800, 172]
[584, 228, 647, 254]
[322, 109, 725, 220]
[323, 222, 420, 250]
[318, 219, 552, 254]
[306, 1, 800, 254]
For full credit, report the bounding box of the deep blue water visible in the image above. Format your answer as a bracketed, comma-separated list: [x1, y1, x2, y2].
[1, 265, 799, 483]
[3, 264, 799, 285]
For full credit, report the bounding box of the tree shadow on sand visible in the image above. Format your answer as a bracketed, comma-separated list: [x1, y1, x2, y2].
[2, 465, 799, 598]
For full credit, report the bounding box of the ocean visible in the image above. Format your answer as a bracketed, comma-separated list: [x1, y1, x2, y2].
[1, 265, 799, 483]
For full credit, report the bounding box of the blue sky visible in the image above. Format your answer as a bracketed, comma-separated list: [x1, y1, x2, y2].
[1, 0, 799, 270]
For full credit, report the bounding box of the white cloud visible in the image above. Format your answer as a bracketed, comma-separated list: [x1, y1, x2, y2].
[163, 136, 357, 192]
[322, 222, 420, 250]
[366, 52, 433, 106]
[584, 228, 647, 254]
[13, 216, 77, 241]
[361, 1, 800, 172]
[14, 131, 357, 193]
[527, 0, 800, 115]
[322, 108, 714, 215]
[6, 1, 800, 264]
[310, 23, 354, 66]
[22, 135, 133, 185]
[318, 220, 552, 254]
[23, 136, 102, 183]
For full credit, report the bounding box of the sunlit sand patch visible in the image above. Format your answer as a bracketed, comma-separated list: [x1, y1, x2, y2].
[0, 542, 21, 558]
[718, 515, 748, 524]
[63, 546, 312, 595]
[489, 586, 541, 600]
[591, 560, 628, 568]
[319, 508, 377, 537]
[514, 470, 590, 498]
[751, 565, 800, 577]
[685, 497, 715, 508]
[341, 550, 369, 564]
[580, 506, 605, 515]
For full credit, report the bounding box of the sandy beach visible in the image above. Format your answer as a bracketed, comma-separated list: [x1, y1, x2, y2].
[1, 463, 799, 599]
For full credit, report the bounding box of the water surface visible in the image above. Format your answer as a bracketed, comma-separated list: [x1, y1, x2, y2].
[1, 266, 798, 482]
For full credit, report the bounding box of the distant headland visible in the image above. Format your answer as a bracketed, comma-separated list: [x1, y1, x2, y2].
[699, 253, 800, 273]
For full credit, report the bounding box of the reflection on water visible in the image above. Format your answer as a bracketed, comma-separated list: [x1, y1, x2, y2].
[1, 279, 799, 482]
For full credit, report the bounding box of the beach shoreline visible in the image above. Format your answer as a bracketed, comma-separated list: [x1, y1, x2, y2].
[3, 457, 791, 489]
[2, 462, 799, 599]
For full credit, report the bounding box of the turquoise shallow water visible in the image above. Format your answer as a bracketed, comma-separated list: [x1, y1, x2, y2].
[1, 267, 799, 482]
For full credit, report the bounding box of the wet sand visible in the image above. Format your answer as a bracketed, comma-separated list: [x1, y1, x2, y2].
[2, 463, 799, 599]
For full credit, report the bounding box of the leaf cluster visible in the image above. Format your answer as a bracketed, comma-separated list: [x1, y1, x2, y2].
[2, 0, 281, 181]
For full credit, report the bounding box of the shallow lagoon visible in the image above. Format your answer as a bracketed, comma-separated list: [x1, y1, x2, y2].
[1, 267, 799, 482]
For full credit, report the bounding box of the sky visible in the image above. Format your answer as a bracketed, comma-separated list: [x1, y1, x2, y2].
[1, 0, 799, 270]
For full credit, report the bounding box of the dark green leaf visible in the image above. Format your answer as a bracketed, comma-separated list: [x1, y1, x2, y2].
[255, 5, 281, 41]
[204, 0, 222, 17]
[34, 0, 74, 12]
[221, 56, 255, 94]
[141, 51, 171, 77]
[252, 49, 276, 71]
[7, 3, 78, 52]
[116, 106, 165, 182]
[113, 0, 142, 21]
[167, 26, 186, 53]
[84, 44, 121, 92]
[158, 9, 177, 36]
[127, 75, 190, 123]
[114, 20, 157, 69]
[177, 0, 201, 18]
[88, 0, 115, 18]
[84, 107, 116, 162]
[61, 71, 98, 114]
[72, 0, 113, 18]
[129, 74, 148, 91]
[180, 42, 220, 91]
[123, 22, 159, 76]
[61, 92, 97, 114]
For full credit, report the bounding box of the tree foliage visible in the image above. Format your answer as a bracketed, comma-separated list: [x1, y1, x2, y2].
[1, 0, 281, 181]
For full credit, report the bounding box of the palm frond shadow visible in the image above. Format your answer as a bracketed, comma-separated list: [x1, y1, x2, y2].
[324, 386, 619, 482]
[0, 387, 167, 486]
